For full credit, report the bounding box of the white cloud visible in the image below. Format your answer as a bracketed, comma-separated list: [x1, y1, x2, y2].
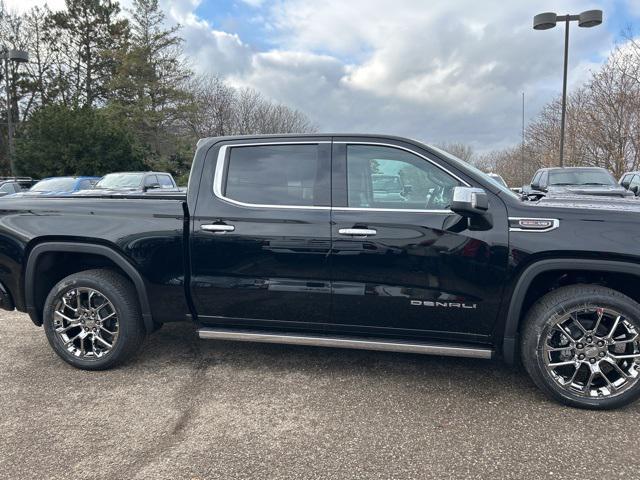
[160, 0, 622, 150]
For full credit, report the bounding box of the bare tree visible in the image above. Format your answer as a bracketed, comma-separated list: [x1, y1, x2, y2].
[436, 142, 475, 162]
[187, 75, 317, 138]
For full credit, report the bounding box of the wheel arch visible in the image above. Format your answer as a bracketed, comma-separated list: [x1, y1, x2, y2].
[502, 258, 640, 364]
[25, 242, 154, 332]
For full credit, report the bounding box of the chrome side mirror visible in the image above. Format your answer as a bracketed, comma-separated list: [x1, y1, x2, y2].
[451, 187, 488, 217]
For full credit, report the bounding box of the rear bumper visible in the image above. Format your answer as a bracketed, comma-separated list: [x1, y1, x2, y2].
[0, 282, 15, 311]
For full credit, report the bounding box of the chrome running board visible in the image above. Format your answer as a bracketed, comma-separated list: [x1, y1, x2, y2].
[197, 328, 493, 359]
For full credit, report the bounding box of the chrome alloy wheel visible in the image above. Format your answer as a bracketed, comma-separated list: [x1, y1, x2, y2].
[543, 307, 640, 398]
[52, 287, 119, 359]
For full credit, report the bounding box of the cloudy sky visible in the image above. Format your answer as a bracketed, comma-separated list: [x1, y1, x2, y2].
[5, 0, 640, 151]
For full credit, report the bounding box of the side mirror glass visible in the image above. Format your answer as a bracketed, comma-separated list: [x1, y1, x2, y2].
[631, 185, 639, 196]
[451, 187, 489, 216]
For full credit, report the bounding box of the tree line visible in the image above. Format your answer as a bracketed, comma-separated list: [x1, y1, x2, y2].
[0, 0, 315, 183]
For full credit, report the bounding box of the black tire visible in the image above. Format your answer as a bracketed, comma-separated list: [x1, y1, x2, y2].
[43, 269, 145, 370]
[521, 284, 640, 409]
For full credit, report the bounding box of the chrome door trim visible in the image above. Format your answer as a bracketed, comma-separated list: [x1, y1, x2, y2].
[198, 328, 493, 359]
[201, 224, 235, 233]
[213, 142, 331, 210]
[333, 207, 454, 214]
[338, 228, 377, 236]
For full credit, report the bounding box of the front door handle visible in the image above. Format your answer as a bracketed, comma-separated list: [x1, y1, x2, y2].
[201, 224, 235, 233]
[338, 228, 377, 237]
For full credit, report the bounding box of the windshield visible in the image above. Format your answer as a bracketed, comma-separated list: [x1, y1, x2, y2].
[429, 145, 520, 199]
[30, 178, 76, 192]
[548, 169, 616, 186]
[95, 173, 144, 189]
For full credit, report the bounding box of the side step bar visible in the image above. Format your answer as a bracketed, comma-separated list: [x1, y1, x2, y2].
[197, 328, 493, 359]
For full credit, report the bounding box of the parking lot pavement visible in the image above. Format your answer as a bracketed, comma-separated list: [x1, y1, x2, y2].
[1, 310, 639, 480]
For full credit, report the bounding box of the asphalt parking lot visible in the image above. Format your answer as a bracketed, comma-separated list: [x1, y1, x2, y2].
[1, 310, 639, 480]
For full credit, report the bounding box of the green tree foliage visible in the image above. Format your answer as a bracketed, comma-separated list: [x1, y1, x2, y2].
[107, 0, 192, 174]
[14, 103, 143, 177]
[48, 0, 129, 107]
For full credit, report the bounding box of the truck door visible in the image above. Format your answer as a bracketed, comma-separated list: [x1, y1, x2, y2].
[190, 138, 332, 331]
[329, 139, 509, 343]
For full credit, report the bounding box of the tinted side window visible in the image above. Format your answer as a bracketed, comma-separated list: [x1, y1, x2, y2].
[224, 144, 326, 206]
[531, 171, 541, 187]
[346, 145, 460, 210]
[540, 171, 549, 187]
[629, 175, 640, 191]
[621, 174, 632, 188]
[144, 175, 159, 187]
[158, 175, 174, 188]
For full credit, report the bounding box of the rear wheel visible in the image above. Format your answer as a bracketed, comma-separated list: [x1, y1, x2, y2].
[43, 269, 145, 370]
[521, 284, 640, 409]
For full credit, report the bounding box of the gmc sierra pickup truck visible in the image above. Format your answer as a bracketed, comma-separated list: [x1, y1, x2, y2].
[1, 134, 640, 410]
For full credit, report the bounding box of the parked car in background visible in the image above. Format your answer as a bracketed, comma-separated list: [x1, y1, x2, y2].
[76, 171, 179, 195]
[372, 174, 409, 202]
[619, 171, 640, 196]
[0, 177, 35, 197]
[487, 172, 508, 188]
[523, 167, 632, 199]
[11, 176, 100, 197]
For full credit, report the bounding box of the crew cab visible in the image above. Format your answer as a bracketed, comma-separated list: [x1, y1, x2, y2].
[2, 134, 640, 410]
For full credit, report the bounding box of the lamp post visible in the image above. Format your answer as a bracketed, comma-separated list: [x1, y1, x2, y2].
[1, 48, 29, 176]
[533, 10, 602, 168]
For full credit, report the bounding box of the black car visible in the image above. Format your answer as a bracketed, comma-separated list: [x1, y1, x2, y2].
[619, 171, 640, 196]
[524, 167, 632, 198]
[74, 171, 180, 195]
[3, 134, 640, 410]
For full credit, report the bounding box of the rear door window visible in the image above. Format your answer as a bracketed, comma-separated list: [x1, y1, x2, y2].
[223, 144, 328, 207]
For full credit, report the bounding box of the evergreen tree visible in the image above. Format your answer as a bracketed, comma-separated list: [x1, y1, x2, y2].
[108, 0, 192, 173]
[14, 103, 143, 177]
[48, 0, 129, 107]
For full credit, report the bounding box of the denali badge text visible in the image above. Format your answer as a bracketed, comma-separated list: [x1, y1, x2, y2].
[411, 300, 477, 309]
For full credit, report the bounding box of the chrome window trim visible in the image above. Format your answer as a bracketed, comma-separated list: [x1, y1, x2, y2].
[333, 207, 453, 214]
[213, 142, 331, 211]
[508, 217, 560, 233]
[212, 140, 468, 214]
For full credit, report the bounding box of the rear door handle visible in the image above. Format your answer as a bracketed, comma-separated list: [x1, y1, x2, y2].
[201, 224, 235, 233]
[338, 228, 377, 237]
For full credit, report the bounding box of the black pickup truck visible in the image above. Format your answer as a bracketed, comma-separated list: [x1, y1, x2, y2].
[2, 134, 640, 409]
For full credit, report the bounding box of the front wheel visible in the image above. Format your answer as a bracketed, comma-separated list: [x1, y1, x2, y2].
[521, 284, 640, 409]
[43, 269, 145, 370]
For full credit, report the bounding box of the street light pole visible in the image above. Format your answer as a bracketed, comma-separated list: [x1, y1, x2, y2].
[533, 10, 603, 168]
[1, 48, 29, 176]
[4, 56, 15, 175]
[559, 16, 570, 168]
